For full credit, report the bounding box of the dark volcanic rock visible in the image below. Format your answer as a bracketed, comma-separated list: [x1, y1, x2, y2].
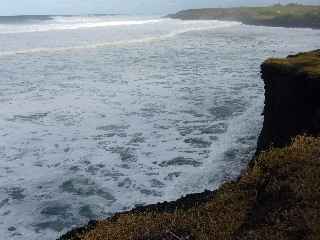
[256, 50, 320, 153]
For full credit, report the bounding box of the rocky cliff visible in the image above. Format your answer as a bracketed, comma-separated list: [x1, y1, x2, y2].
[257, 50, 320, 153]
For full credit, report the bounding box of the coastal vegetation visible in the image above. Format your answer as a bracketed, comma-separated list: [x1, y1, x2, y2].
[264, 50, 320, 77]
[167, 4, 320, 29]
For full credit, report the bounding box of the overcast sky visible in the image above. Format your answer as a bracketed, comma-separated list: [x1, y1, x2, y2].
[1, 0, 319, 16]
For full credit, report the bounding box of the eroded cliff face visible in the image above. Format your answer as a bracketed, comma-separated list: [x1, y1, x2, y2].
[257, 50, 320, 153]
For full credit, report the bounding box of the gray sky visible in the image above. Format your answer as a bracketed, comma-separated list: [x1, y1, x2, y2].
[1, 0, 319, 16]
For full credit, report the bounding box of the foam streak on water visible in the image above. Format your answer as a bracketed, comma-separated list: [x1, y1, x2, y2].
[0, 18, 240, 56]
[0, 15, 319, 240]
[0, 18, 164, 34]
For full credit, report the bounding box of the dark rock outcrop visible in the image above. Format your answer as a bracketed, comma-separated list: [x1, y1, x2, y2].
[256, 50, 320, 153]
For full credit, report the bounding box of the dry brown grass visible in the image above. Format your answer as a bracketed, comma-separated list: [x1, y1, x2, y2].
[68, 136, 320, 240]
[264, 50, 320, 77]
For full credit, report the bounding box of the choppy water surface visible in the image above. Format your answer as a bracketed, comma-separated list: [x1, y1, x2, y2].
[0, 15, 319, 240]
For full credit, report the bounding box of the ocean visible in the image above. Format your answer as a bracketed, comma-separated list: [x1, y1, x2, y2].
[0, 15, 319, 240]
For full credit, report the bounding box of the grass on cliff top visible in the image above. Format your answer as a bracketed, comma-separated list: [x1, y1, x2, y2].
[264, 50, 320, 77]
[234, 4, 320, 19]
[68, 135, 320, 240]
[243, 4, 320, 16]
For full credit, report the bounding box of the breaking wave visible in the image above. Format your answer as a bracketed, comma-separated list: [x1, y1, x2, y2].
[0, 20, 241, 56]
[0, 15, 164, 34]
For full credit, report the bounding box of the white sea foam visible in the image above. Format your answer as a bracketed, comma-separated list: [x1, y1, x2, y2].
[0, 16, 164, 34]
[171, 95, 264, 198]
[0, 20, 241, 57]
[1, 16, 319, 240]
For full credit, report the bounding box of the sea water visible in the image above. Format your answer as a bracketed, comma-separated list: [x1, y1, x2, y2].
[0, 15, 319, 240]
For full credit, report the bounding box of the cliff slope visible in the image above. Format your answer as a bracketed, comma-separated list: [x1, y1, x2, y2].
[59, 51, 320, 240]
[167, 4, 320, 29]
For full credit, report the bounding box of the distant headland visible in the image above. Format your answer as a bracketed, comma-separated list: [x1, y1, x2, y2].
[167, 4, 320, 29]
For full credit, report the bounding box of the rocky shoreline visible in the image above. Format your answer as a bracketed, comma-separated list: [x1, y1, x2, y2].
[59, 50, 320, 240]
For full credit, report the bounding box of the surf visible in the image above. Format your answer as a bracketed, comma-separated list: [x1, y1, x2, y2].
[0, 16, 164, 34]
[0, 20, 241, 57]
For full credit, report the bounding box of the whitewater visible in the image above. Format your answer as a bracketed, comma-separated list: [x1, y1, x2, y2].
[0, 15, 319, 240]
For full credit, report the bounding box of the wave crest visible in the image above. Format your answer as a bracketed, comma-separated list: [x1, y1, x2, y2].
[0, 17, 164, 34]
[0, 21, 241, 57]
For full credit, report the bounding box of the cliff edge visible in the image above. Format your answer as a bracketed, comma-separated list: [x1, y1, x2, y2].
[59, 51, 320, 240]
[257, 49, 320, 153]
